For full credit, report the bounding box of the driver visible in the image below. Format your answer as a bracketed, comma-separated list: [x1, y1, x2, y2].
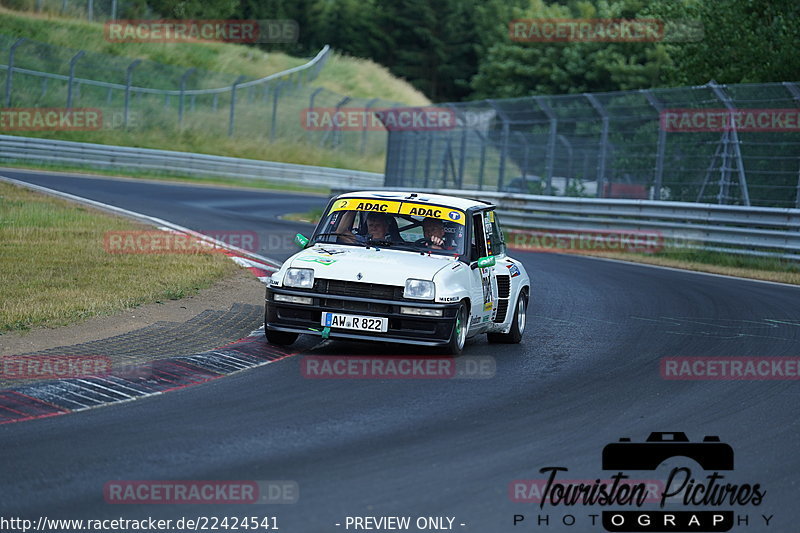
[337, 211, 394, 243]
[422, 217, 453, 250]
[364, 212, 392, 240]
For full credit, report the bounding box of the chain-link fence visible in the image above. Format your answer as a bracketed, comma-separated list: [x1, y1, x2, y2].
[384, 82, 800, 208]
[0, 34, 404, 161]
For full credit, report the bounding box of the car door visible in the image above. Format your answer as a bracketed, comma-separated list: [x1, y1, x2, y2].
[467, 210, 499, 330]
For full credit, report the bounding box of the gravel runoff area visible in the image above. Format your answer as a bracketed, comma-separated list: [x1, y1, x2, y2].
[0, 267, 267, 389]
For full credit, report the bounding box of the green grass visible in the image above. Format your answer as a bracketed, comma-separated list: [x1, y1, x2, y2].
[0, 182, 239, 331]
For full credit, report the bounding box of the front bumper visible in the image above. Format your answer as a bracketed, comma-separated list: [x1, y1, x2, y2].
[265, 286, 460, 346]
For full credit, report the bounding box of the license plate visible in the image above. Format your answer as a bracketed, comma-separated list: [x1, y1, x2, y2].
[321, 312, 388, 332]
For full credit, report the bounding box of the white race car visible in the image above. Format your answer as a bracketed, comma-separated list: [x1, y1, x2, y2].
[265, 191, 530, 354]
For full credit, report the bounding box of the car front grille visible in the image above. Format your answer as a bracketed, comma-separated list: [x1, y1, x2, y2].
[322, 298, 392, 314]
[314, 279, 405, 300]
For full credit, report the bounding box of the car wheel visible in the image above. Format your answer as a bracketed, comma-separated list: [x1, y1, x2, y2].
[445, 302, 470, 356]
[265, 328, 298, 346]
[487, 290, 527, 344]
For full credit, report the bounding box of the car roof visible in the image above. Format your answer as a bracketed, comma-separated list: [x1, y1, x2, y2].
[334, 190, 491, 211]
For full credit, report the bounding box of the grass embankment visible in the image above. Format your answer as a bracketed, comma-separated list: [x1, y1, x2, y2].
[0, 7, 429, 173]
[0, 182, 238, 332]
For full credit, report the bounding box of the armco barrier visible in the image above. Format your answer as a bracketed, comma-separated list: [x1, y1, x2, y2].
[331, 187, 800, 261]
[0, 135, 382, 189]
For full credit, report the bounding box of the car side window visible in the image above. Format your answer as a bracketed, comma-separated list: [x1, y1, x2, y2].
[488, 211, 506, 256]
[472, 212, 488, 260]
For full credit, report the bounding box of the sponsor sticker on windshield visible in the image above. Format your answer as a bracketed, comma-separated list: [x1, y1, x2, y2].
[329, 199, 402, 214]
[398, 203, 466, 225]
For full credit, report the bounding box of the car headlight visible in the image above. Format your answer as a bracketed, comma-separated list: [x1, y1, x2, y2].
[404, 279, 434, 300]
[284, 268, 314, 288]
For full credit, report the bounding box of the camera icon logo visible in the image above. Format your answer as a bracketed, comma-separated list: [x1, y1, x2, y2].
[602, 432, 734, 471]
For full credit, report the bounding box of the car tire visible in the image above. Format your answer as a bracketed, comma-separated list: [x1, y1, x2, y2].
[265, 328, 298, 346]
[487, 289, 527, 344]
[444, 302, 470, 356]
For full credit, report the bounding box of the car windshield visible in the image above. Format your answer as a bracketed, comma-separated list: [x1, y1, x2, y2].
[313, 200, 467, 256]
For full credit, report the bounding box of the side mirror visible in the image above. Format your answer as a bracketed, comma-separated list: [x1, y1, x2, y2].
[294, 233, 309, 248]
[470, 255, 496, 270]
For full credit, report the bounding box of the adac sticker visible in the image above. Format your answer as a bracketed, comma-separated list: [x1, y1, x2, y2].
[398, 202, 465, 225]
[329, 198, 402, 214]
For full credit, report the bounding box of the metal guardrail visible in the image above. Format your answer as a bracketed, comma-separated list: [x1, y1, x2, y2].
[0, 135, 383, 189]
[331, 187, 800, 261]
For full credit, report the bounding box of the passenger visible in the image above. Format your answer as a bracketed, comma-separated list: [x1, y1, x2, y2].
[364, 212, 393, 240]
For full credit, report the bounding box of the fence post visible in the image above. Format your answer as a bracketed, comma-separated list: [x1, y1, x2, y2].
[87, 0, 94, 21]
[228, 75, 246, 137]
[66, 50, 85, 109]
[558, 135, 574, 192]
[5, 38, 26, 108]
[514, 132, 529, 190]
[111, 0, 118, 19]
[487, 99, 510, 191]
[270, 82, 283, 141]
[332, 96, 351, 148]
[362, 98, 379, 155]
[178, 68, 195, 128]
[61, 0, 67, 13]
[796, 160, 800, 209]
[535, 96, 557, 195]
[643, 89, 666, 200]
[709, 81, 750, 206]
[306, 87, 324, 143]
[423, 132, 433, 188]
[584, 93, 609, 198]
[124, 59, 141, 128]
[475, 130, 488, 191]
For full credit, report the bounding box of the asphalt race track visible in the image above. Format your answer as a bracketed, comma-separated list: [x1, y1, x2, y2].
[1, 169, 799, 532]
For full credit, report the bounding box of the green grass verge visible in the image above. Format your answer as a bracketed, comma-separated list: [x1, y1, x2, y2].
[0, 182, 239, 332]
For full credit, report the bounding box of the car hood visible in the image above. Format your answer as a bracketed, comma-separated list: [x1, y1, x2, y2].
[288, 245, 456, 286]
